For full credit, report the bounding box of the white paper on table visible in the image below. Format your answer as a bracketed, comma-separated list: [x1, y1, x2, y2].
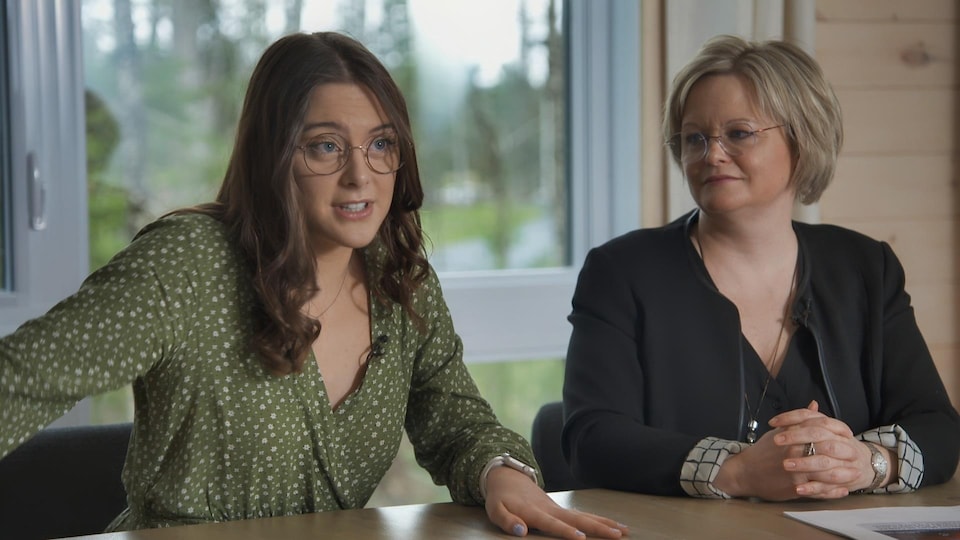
[784, 505, 960, 539]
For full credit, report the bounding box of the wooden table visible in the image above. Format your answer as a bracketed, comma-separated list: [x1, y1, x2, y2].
[69, 474, 960, 539]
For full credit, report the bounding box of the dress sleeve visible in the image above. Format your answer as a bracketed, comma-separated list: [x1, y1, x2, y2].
[0, 217, 195, 458]
[562, 246, 702, 496]
[875, 242, 960, 486]
[402, 268, 541, 505]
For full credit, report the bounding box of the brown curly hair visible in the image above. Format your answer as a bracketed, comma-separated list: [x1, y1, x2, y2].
[189, 32, 429, 375]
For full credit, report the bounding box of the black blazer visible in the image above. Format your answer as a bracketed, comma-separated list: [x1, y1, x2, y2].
[562, 210, 960, 496]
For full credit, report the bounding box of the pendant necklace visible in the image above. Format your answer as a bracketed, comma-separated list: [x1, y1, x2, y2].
[743, 315, 789, 443]
[694, 223, 797, 444]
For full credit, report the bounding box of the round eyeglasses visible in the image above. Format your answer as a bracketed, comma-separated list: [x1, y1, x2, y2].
[297, 131, 403, 175]
[669, 124, 786, 164]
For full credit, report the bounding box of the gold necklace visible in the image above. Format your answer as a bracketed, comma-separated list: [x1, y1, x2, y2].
[315, 265, 349, 319]
[694, 223, 797, 443]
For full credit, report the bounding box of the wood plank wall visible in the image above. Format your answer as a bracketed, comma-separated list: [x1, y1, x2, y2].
[815, 0, 960, 406]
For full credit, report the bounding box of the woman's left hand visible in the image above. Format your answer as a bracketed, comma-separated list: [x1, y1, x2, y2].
[769, 401, 892, 498]
[483, 467, 629, 538]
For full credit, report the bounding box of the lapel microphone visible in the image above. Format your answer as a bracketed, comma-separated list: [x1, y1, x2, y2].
[370, 335, 389, 359]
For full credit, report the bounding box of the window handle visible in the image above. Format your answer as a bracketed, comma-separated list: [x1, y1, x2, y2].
[27, 152, 46, 231]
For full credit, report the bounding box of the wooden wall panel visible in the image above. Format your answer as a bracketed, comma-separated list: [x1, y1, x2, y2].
[816, 0, 957, 22]
[816, 0, 959, 406]
[825, 156, 958, 220]
[908, 280, 959, 347]
[846, 220, 956, 283]
[817, 23, 955, 88]
[834, 89, 955, 154]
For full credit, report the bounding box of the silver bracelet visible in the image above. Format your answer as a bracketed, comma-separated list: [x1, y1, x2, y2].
[479, 452, 538, 500]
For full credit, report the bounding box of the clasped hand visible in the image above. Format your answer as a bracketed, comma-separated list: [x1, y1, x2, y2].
[716, 400, 885, 500]
[483, 466, 629, 538]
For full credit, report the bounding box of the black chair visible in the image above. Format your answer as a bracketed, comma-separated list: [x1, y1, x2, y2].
[530, 401, 592, 492]
[0, 422, 133, 540]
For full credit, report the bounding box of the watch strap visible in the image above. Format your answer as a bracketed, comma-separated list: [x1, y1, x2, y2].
[860, 442, 889, 492]
[479, 452, 538, 500]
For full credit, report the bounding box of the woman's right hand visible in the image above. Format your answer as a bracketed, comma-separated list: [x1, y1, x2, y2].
[714, 401, 855, 500]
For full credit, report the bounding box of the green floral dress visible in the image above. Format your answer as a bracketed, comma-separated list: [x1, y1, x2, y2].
[0, 213, 537, 531]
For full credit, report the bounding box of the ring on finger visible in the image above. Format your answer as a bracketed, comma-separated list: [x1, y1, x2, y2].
[804, 442, 816, 456]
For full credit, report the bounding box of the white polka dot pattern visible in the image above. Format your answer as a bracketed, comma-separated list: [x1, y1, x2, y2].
[0, 213, 538, 531]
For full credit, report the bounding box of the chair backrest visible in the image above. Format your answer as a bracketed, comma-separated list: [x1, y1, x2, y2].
[0, 422, 132, 540]
[530, 401, 592, 492]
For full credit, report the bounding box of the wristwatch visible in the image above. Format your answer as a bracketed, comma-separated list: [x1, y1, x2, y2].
[479, 452, 539, 499]
[861, 442, 889, 492]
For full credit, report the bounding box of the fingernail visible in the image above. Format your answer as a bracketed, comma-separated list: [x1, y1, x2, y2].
[775, 434, 786, 444]
[796, 485, 808, 495]
[575, 531, 586, 537]
[784, 460, 797, 470]
[512, 523, 525, 536]
[617, 522, 628, 528]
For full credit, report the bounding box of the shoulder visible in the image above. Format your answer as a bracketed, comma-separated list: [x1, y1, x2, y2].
[586, 213, 689, 274]
[598, 214, 686, 254]
[117, 212, 240, 275]
[362, 242, 447, 321]
[411, 264, 446, 312]
[795, 221, 889, 261]
[133, 212, 229, 244]
[795, 222, 908, 291]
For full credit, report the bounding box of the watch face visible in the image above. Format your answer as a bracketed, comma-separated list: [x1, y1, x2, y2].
[873, 452, 888, 475]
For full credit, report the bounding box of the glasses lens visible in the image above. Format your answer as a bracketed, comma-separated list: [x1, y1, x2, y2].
[676, 126, 761, 163]
[302, 134, 345, 175]
[301, 132, 404, 175]
[365, 133, 402, 174]
[678, 132, 707, 163]
[721, 126, 757, 155]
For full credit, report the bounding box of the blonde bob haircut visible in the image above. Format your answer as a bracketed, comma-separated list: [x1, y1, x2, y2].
[663, 34, 843, 204]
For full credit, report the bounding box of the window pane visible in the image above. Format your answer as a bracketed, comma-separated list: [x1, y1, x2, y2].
[81, 0, 566, 274]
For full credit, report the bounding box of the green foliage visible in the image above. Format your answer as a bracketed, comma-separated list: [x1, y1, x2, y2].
[86, 89, 128, 270]
[467, 358, 565, 439]
[88, 181, 132, 271]
[90, 387, 134, 425]
[420, 203, 541, 247]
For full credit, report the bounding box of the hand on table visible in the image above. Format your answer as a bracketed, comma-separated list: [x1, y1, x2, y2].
[716, 400, 886, 500]
[484, 466, 629, 539]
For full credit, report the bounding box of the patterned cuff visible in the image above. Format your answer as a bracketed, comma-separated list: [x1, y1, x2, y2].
[680, 437, 749, 498]
[857, 424, 923, 493]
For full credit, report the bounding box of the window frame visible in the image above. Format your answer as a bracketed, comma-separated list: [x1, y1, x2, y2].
[1, 0, 88, 336]
[442, 0, 641, 363]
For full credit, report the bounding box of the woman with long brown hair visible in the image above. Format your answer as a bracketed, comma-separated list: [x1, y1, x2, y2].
[0, 32, 627, 539]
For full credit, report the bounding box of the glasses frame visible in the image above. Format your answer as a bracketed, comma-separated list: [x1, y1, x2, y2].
[296, 132, 404, 176]
[669, 124, 786, 164]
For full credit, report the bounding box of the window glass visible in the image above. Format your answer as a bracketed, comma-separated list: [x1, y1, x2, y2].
[81, 0, 565, 273]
